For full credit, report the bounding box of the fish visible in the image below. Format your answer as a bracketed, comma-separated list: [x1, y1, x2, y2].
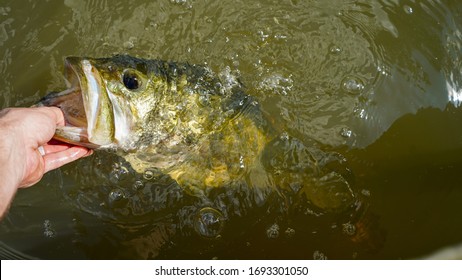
[37, 55, 270, 189]
[37, 55, 384, 251]
[37, 55, 357, 212]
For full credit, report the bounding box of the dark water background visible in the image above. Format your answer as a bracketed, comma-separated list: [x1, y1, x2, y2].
[1, 0, 462, 259]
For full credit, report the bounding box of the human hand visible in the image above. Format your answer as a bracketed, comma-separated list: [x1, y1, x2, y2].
[0, 107, 92, 216]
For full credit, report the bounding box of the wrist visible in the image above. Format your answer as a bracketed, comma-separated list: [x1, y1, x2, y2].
[0, 122, 23, 217]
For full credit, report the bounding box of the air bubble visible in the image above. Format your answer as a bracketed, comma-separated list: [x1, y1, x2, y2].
[257, 30, 269, 41]
[123, 41, 134, 50]
[43, 220, 56, 238]
[194, 207, 225, 238]
[266, 223, 280, 239]
[313, 250, 328, 260]
[110, 162, 130, 182]
[170, 0, 187, 4]
[108, 188, 125, 202]
[404, 5, 413, 14]
[218, 66, 240, 90]
[280, 131, 289, 141]
[285, 227, 296, 238]
[340, 127, 353, 138]
[259, 74, 293, 96]
[239, 155, 245, 169]
[198, 94, 210, 106]
[377, 65, 390, 76]
[329, 45, 342, 55]
[361, 189, 371, 197]
[133, 180, 144, 190]
[342, 222, 356, 236]
[341, 76, 365, 95]
[124, 36, 137, 50]
[143, 169, 155, 180]
[274, 34, 288, 40]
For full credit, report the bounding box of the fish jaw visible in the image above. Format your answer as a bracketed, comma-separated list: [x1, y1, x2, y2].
[36, 58, 116, 148]
[66, 57, 115, 147]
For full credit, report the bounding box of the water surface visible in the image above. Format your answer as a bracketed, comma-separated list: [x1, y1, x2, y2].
[1, 0, 462, 259]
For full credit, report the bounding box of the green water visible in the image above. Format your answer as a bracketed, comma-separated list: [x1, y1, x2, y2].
[1, 0, 462, 259]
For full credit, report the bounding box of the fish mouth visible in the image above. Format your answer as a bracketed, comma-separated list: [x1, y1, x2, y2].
[37, 57, 115, 148]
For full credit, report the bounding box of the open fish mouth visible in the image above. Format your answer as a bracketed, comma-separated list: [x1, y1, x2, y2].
[37, 57, 116, 149]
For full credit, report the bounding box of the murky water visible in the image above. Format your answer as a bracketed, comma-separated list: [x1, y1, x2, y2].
[1, 0, 462, 259]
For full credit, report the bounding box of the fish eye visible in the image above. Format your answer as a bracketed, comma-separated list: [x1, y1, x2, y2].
[122, 69, 141, 90]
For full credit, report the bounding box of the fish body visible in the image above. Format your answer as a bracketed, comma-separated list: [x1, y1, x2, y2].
[38, 55, 363, 215]
[37, 55, 381, 251]
[38, 55, 269, 188]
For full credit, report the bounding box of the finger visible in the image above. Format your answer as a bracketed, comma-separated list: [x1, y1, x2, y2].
[33, 106, 66, 127]
[42, 143, 76, 154]
[43, 147, 92, 172]
[42, 144, 94, 156]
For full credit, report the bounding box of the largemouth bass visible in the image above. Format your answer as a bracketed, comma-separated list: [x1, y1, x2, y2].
[36, 55, 384, 252]
[37, 55, 355, 212]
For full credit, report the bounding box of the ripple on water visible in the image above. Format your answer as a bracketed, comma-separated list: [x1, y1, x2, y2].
[258, 74, 293, 96]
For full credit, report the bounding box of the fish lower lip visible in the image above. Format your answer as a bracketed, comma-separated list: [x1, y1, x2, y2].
[51, 86, 88, 128]
[36, 86, 86, 126]
[60, 87, 87, 127]
[36, 84, 96, 147]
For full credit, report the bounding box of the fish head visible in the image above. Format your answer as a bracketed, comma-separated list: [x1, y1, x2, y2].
[38, 55, 237, 158]
[38, 55, 161, 150]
